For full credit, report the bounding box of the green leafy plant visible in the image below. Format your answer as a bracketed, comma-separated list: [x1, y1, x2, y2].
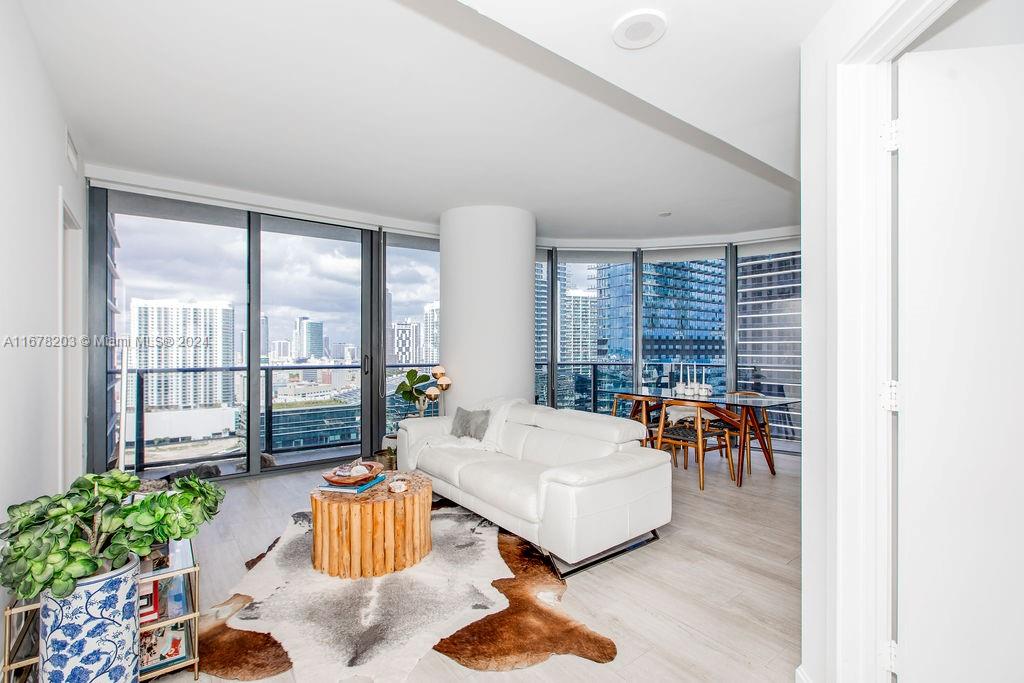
[395, 368, 431, 405]
[395, 368, 435, 417]
[0, 470, 224, 600]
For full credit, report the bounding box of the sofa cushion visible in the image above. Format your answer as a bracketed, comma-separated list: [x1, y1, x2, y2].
[416, 447, 510, 487]
[506, 403, 556, 427]
[534, 409, 648, 444]
[520, 429, 617, 468]
[458, 459, 549, 523]
[497, 421, 535, 459]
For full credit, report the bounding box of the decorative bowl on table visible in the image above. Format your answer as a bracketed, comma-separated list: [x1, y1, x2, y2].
[322, 460, 384, 486]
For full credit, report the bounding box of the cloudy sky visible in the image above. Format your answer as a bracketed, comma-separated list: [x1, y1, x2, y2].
[115, 215, 439, 352]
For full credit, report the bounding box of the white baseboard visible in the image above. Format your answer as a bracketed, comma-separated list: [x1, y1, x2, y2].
[795, 664, 813, 683]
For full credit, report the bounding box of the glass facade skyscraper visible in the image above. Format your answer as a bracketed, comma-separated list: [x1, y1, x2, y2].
[737, 245, 802, 446]
[639, 255, 727, 393]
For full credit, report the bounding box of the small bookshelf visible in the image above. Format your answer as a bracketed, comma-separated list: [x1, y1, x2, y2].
[138, 538, 200, 681]
[2, 538, 201, 683]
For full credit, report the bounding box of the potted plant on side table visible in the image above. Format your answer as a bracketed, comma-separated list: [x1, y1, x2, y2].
[0, 469, 224, 683]
[394, 368, 433, 418]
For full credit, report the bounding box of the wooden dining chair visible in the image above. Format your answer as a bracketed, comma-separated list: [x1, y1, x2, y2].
[654, 399, 734, 490]
[715, 391, 775, 476]
[611, 393, 663, 447]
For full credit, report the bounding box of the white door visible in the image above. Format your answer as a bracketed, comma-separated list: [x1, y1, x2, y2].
[898, 44, 1024, 681]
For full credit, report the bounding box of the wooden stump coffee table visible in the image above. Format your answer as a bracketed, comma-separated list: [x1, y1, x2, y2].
[310, 471, 432, 579]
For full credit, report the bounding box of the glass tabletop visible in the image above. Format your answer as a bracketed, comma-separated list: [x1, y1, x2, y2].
[608, 386, 801, 409]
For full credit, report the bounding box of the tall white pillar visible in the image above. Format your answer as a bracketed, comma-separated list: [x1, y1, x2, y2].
[440, 206, 536, 411]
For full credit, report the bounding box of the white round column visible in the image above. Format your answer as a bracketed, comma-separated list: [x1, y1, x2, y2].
[440, 206, 536, 411]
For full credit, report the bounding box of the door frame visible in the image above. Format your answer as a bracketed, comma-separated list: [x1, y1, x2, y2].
[830, 1, 959, 681]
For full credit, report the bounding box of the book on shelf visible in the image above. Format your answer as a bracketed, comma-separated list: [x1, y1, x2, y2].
[139, 579, 160, 624]
[140, 538, 195, 580]
[318, 474, 386, 494]
[140, 573, 192, 673]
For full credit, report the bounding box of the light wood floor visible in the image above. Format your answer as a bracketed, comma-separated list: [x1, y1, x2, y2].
[166, 450, 800, 682]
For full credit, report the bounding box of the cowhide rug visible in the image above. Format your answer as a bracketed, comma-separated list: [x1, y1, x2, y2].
[198, 502, 614, 681]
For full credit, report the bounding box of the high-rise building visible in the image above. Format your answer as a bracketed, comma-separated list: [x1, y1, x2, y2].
[328, 342, 358, 365]
[292, 316, 308, 360]
[559, 289, 597, 361]
[271, 340, 291, 361]
[596, 258, 726, 390]
[130, 299, 234, 408]
[535, 260, 567, 362]
[306, 321, 324, 359]
[392, 320, 421, 364]
[737, 246, 801, 443]
[422, 301, 440, 364]
[292, 317, 325, 360]
[342, 343, 358, 365]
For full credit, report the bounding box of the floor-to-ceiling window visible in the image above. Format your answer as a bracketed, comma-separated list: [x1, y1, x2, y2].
[737, 239, 802, 451]
[640, 247, 727, 393]
[532, 239, 801, 453]
[555, 251, 634, 413]
[91, 189, 444, 478]
[260, 216, 363, 467]
[384, 234, 440, 432]
[105, 191, 250, 477]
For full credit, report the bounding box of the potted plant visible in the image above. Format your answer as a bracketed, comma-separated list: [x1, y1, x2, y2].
[371, 446, 398, 471]
[0, 470, 224, 683]
[394, 368, 432, 418]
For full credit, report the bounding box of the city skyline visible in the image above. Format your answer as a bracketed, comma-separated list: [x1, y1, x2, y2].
[114, 214, 441, 361]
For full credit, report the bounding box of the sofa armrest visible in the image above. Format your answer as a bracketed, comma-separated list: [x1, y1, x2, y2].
[537, 446, 672, 563]
[539, 446, 670, 488]
[397, 416, 453, 471]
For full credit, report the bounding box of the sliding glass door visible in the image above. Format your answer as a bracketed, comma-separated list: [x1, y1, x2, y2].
[259, 216, 365, 468]
[103, 191, 250, 477]
[90, 188, 441, 479]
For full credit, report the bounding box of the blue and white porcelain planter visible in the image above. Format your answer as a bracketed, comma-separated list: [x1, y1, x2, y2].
[39, 554, 140, 683]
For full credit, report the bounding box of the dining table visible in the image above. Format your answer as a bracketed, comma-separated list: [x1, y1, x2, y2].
[609, 386, 801, 487]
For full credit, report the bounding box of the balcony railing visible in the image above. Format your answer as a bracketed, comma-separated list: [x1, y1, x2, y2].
[120, 365, 249, 473]
[116, 362, 439, 473]
[262, 363, 361, 456]
[533, 360, 801, 449]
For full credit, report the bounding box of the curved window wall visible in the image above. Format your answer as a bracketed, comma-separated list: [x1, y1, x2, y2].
[534, 239, 802, 452]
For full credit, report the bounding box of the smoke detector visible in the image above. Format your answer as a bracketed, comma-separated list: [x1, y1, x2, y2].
[612, 10, 667, 50]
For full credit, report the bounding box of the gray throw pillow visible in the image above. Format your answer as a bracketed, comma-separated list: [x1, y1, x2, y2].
[451, 407, 490, 440]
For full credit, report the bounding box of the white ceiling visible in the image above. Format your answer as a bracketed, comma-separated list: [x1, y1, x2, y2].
[22, 0, 807, 242]
[459, 0, 833, 180]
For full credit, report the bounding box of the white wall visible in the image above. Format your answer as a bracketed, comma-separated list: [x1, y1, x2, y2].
[799, 1, 908, 680]
[909, 0, 1024, 51]
[439, 206, 536, 411]
[0, 0, 86, 628]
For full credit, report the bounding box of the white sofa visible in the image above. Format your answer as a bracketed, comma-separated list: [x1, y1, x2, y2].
[397, 403, 671, 565]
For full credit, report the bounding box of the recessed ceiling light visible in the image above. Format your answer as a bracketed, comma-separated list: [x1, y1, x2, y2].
[612, 10, 668, 50]
[658, 211, 672, 218]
